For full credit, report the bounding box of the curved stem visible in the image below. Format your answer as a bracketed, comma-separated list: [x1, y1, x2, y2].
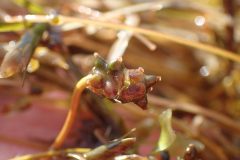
[51, 74, 95, 149]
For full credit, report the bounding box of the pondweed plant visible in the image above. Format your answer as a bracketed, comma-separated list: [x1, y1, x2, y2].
[1, 0, 240, 160]
[0, 19, 165, 159]
[51, 53, 160, 149]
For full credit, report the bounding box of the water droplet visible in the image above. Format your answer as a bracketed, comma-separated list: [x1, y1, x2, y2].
[199, 66, 209, 77]
[194, 16, 205, 27]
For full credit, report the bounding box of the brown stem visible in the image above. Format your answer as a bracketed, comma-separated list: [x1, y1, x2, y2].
[120, 104, 228, 160]
[5, 14, 240, 63]
[223, 0, 235, 52]
[173, 119, 228, 160]
[35, 66, 74, 91]
[148, 95, 240, 134]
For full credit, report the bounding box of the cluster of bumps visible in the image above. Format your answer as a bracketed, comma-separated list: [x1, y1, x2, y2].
[88, 54, 160, 109]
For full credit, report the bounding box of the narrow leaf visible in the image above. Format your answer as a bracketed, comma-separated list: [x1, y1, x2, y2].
[157, 109, 176, 151]
[0, 23, 47, 78]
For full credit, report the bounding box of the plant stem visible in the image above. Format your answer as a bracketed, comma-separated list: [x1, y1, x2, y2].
[148, 95, 240, 134]
[83, 138, 136, 160]
[35, 66, 74, 91]
[173, 119, 228, 160]
[10, 148, 90, 160]
[51, 74, 96, 149]
[223, 0, 235, 52]
[4, 15, 240, 63]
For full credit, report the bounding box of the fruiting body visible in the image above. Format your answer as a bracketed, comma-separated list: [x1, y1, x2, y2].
[88, 54, 160, 109]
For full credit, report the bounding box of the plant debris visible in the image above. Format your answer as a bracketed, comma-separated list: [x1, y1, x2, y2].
[0, 0, 240, 160]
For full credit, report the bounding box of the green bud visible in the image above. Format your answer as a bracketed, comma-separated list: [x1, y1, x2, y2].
[94, 53, 107, 71]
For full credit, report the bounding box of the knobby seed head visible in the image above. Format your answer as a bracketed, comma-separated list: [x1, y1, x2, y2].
[88, 53, 160, 109]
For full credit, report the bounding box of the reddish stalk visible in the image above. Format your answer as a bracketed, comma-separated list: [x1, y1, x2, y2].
[51, 74, 96, 149]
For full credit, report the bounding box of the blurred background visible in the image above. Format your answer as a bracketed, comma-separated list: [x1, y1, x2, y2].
[0, 0, 240, 159]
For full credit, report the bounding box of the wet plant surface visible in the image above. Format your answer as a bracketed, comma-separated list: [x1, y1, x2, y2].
[88, 54, 159, 109]
[0, 0, 240, 160]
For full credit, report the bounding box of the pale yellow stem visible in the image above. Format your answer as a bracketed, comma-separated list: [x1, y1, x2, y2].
[10, 148, 90, 160]
[51, 74, 95, 149]
[5, 15, 240, 63]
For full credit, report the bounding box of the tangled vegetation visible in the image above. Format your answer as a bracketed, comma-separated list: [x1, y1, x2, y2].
[0, 0, 240, 160]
